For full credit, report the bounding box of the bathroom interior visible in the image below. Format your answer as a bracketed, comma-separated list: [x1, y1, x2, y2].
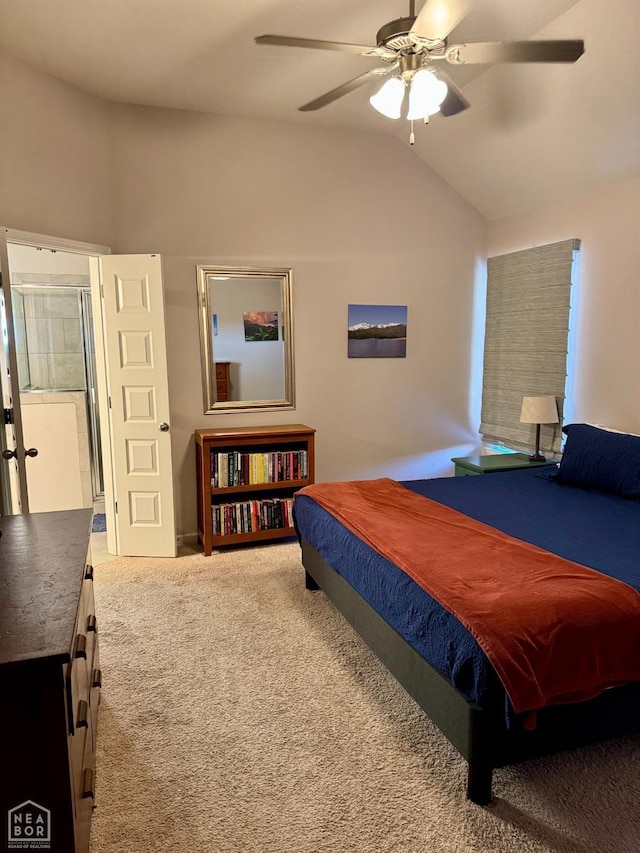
[9, 243, 104, 514]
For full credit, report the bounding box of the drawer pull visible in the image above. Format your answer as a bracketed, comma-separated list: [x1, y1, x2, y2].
[76, 699, 89, 728]
[74, 634, 87, 659]
[85, 564, 94, 581]
[92, 668, 102, 689]
[86, 614, 98, 632]
[82, 767, 95, 799]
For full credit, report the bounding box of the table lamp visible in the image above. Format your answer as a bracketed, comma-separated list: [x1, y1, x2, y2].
[520, 395, 559, 461]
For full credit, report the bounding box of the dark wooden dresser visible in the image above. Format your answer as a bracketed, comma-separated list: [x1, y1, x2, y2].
[0, 509, 100, 853]
[215, 360, 231, 402]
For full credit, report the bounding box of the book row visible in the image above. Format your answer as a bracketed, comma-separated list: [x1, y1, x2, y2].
[213, 497, 295, 536]
[211, 449, 308, 488]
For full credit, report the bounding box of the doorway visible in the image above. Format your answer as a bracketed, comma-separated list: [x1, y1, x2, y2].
[9, 246, 104, 511]
[0, 229, 110, 516]
[11, 273, 104, 510]
[0, 233, 177, 558]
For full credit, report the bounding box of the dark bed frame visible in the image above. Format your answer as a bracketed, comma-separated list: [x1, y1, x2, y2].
[301, 538, 640, 805]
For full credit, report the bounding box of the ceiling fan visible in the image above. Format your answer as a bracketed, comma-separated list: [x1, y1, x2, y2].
[255, 0, 584, 141]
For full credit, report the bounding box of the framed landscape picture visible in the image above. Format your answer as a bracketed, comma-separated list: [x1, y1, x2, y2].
[348, 304, 407, 358]
[243, 311, 279, 342]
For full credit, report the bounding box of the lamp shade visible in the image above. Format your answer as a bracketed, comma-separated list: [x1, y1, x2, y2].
[369, 77, 406, 119]
[520, 395, 559, 425]
[407, 69, 448, 120]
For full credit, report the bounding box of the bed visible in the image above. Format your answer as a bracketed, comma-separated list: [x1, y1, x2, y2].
[292, 424, 640, 805]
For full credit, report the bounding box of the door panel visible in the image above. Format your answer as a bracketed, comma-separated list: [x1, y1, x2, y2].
[98, 254, 176, 557]
[21, 401, 84, 512]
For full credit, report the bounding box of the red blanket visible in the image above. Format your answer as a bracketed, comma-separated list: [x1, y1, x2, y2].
[298, 478, 640, 725]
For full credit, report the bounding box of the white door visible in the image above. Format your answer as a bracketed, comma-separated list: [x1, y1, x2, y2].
[96, 254, 176, 556]
[0, 231, 28, 513]
[21, 401, 84, 512]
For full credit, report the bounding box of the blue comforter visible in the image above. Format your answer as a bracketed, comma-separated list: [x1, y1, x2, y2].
[293, 468, 640, 722]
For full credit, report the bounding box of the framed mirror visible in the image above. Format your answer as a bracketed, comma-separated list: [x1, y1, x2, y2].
[196, 265, 295, 413]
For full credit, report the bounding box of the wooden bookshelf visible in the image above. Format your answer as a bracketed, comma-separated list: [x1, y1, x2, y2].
[195, 424, 316, 555]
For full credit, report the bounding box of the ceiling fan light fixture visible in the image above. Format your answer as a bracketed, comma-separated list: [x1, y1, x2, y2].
[369, 76, 406, 119]
[407, 68, 448, 120]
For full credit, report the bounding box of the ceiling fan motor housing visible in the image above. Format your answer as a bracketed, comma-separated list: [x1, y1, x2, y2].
[376, 16, 446, 54]
[376, 16, 416, 49]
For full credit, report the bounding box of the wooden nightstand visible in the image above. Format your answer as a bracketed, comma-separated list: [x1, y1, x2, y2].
[451, 453, 557, 477]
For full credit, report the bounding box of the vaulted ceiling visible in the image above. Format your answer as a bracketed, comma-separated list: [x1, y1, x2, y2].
[0, 0, 638, 219]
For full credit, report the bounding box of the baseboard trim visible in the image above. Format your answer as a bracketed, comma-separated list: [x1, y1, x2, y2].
[176, 532, 199, 547]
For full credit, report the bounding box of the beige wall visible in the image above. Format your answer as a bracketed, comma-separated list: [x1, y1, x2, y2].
[14, 55, 637, 540]
[0, 51, 114, 246]
[107, 106, 486, 534]
[488, 176, 640, 434]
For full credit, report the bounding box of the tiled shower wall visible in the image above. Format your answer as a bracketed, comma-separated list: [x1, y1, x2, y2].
[12, 275, 90, 390]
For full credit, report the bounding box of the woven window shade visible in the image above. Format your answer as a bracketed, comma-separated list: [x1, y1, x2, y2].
[480, 238, 580, 455]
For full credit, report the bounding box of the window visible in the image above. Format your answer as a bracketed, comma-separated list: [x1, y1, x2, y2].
[480, 239, 580, 456]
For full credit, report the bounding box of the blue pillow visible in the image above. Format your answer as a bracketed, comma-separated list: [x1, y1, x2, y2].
[554, 423, 640, 499]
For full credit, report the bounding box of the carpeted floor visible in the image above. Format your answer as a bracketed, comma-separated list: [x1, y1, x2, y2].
[90, 542, 640, 853]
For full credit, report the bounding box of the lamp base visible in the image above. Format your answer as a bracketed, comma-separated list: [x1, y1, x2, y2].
[528, 423, 546, 462]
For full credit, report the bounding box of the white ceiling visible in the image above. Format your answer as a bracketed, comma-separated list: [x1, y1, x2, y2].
[0, 0, 638, 220]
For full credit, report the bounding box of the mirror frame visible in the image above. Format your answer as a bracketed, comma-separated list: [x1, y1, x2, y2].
[196, 265, 295, 414]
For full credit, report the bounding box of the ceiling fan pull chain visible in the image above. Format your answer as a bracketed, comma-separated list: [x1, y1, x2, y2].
[409, 119, 416, 145]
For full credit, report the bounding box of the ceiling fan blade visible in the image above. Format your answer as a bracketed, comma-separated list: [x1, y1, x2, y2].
[410, 0, 475, 41]
[446, 40, 585, 65]
[299, 68, 391, 112]
[432, 70, 471, 117]
[255, 34, 390, 58]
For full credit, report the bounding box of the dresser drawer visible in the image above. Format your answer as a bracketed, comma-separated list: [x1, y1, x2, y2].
[70, 631, 97, 714]
[69, 711, 88, 800]
[215, 361, 230, 402]
[74, 722, 97, 853]
[72, 564, 95, 648]
[68, 697, 98, 812]
[67, 559, 99, 738]
[81, 563, 96, 625]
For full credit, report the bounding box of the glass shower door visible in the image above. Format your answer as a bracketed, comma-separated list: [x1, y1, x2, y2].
[81, 289, 104, 497]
